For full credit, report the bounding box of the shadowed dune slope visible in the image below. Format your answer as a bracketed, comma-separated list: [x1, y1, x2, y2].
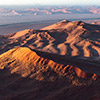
[0, 47, 100, 100]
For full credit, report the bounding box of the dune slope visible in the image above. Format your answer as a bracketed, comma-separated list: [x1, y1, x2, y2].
[1, 21, 100, 61]
[0, 47, 100, 100]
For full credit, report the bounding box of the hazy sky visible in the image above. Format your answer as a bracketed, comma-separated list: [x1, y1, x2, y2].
[0, 0, 99, 5]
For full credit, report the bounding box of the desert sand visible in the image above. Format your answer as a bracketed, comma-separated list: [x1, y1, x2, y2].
[0, 20, 100, 100]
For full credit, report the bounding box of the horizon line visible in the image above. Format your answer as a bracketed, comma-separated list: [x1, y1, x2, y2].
[0, 4, 99, 6]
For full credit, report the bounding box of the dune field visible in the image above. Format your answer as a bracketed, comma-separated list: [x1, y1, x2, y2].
[0, 20, 100, 100]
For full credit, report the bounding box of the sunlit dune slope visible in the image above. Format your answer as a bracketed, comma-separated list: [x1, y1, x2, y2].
[0, 47, 100, 100]
[41, 20, 100, 30]
[10, 29, 31, 39]
[0, 47, 98, 79]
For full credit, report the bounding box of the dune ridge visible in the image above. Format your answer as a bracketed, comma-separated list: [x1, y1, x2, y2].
[0, 47, 100, 100]
[1, 20, 100, 100]
[0, 47, 98, 79]
[1, 20, 100, 60]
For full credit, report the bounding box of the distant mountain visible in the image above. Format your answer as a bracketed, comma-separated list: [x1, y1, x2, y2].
[0, 8, 22, 16]
[1, 6, 100, 16]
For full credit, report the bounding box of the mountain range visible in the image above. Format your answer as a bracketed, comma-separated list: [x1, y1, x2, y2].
[1, 6, 100, 16]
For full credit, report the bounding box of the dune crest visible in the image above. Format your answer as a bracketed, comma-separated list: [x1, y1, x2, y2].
[0, 20, 100, 61]
[0, 47, 99, 80]
[10, 29, 32, 39]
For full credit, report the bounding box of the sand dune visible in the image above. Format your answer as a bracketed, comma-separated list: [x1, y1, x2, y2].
[0, 47, 100, 100]
[10, 29, 31, 39]
[1, 20, 100, 100]
[1, 20, 100, 61]
[0, 47, 99, 79]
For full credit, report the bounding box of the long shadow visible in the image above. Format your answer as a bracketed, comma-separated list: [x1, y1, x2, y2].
[0, 67, 100, 100]
[88, 45, 99, 57]
[0, 67, 71, 100]
[46, 29, 69, 54]
[28, 47, 100, 75]
[65, 43, 72, 56]
[47, 29, 68, 44]
[74, 43, 84, 56]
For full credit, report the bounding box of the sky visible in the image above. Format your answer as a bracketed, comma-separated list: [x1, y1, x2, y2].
[0, 0, 99, 5]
